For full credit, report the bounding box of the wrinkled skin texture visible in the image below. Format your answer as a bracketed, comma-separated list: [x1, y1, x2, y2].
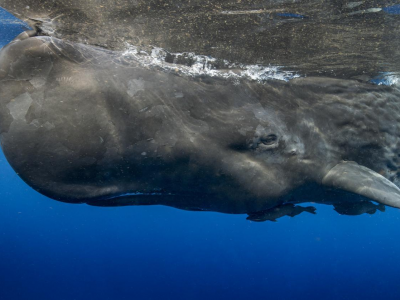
[1, 36, 400, 219]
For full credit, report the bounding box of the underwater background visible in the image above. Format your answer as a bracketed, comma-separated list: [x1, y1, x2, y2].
[1, 6, 400, 300]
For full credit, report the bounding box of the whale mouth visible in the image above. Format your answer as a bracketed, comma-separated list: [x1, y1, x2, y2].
[95, 191, 174, 202]
[86, 193, 175, 207]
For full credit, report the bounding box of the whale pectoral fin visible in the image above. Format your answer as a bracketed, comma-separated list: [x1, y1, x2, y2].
[322, 161, 400, 208]
[303, 206, 317, 215]
[246, 213, 275, 222]
[247, 204, 315, 222]
[333, 201, 375, 215]
[288, 205, 316, 217]
[377, 203, 386, 212]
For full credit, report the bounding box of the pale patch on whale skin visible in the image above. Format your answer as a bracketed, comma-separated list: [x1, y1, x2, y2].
[6, 92, 33, 121]
[42, 121, 55, 130]
[127, 79, 145, 97]
[29, 77, 47, 89]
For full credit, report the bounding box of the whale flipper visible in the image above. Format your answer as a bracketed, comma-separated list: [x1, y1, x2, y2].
[247, 204, 317, 222]
[377, 203, 386, 212]
[300, 206, 317, 216]
[333, 201, 383, 216]
[323, 161, 400, 209]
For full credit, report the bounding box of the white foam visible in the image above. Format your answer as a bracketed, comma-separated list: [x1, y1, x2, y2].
[379, 75, 399, 86]
[121, 43, 300, 83]
[371, 73, 400, 86]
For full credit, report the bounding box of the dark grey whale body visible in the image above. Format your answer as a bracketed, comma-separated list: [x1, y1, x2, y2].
[1, 35, 400, 220]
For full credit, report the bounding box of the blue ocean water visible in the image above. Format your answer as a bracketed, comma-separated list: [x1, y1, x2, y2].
[1, 8, 400, 300]
[0, 8, 31, 48]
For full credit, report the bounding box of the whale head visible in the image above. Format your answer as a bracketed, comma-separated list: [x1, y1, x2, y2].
[1, 36, 400, 216]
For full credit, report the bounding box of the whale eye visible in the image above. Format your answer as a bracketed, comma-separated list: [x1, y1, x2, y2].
[260, 134, 278, 145]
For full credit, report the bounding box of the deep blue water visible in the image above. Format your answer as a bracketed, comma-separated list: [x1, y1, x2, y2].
[0, 8, 31, 48]
[1, 8, 400, 300]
